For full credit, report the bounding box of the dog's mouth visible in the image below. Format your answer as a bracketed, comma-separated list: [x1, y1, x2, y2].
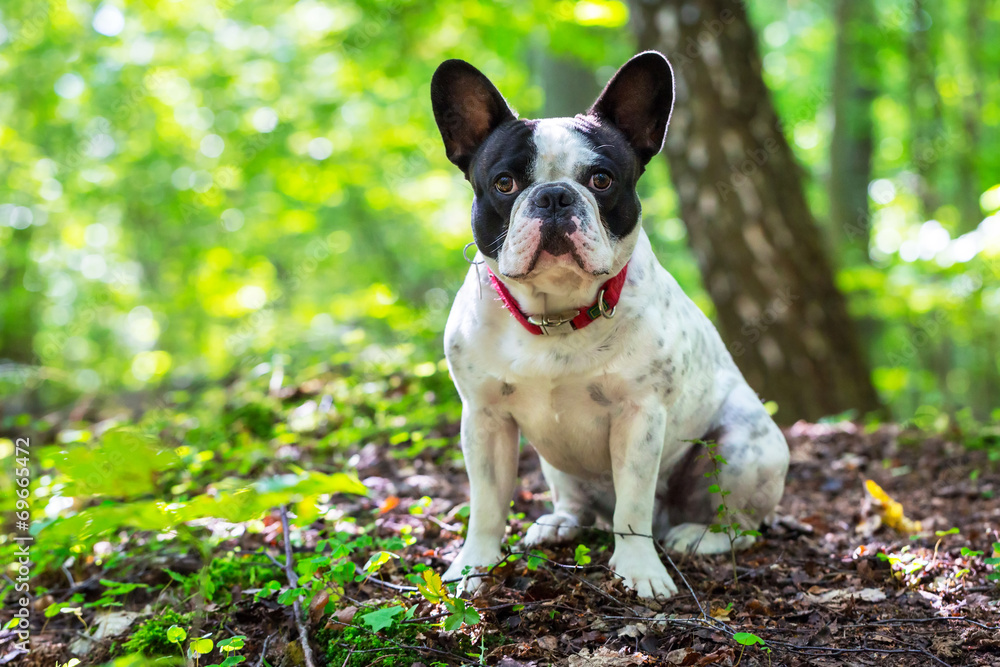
[501, 247, 611, 281]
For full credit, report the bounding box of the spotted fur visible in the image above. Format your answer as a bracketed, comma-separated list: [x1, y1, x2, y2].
[432, 52, 790, 599]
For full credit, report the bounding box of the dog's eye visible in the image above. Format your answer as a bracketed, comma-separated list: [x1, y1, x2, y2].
[494, 175, 517, 194]
[589, 171, 613, 191]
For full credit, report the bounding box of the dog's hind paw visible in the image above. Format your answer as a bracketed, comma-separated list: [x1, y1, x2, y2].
[523, 512, 583, 546]
[663, 522, 756, 555]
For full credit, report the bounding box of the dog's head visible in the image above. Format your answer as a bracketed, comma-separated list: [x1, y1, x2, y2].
[431, 52, 674, 295]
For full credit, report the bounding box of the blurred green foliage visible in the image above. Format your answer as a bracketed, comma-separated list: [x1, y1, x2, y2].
[0, 0, 998, 422]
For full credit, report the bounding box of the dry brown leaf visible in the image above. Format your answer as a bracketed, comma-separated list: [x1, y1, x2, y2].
[536, 635, 559, 652]
[805, 588, 886, 605]
[665, 647, 702, 665]
[323, 605, 357, 631]
[568, 646, 651, 666]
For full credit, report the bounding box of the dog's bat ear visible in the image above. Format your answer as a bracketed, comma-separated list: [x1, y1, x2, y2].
[431, 60, 516, 174]
[588, 51, 674, 166]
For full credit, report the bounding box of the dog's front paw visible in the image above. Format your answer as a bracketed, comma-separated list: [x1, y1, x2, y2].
[523, 512, 583, 546]
[609, 544, 678, 599]
[443, 546, 503, 597]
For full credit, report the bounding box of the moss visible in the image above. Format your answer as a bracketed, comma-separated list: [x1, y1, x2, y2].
[317, 612, 506, 667]
[318, 624, 427, 667]
[120, 609, 191, 657]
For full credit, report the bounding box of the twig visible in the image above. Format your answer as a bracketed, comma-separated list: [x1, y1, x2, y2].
[254, 632, 275, 667]
[339, 648, 354, 667]
[354, 565, 419, 592]
[841, 615, 1000, 631]
[280, 506, 316, 667]
[262, 549, 285, 571]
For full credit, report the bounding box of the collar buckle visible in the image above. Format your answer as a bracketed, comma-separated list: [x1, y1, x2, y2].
[525, 311, 577, 335]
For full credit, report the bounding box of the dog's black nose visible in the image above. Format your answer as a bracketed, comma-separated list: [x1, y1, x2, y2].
[532, 183, 576, 213]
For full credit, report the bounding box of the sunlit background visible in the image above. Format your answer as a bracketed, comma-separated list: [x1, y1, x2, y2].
[1, 0, 999, 427]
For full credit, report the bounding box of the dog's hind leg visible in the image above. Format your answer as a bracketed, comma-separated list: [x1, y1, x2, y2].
[662, 384, 789, 555]
[523, 458, 600, 546]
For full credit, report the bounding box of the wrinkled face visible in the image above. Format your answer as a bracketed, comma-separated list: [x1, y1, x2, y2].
[431, 52, 674, 295]
[469, 116, 642, 283]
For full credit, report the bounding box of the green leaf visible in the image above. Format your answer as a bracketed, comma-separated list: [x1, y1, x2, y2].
[360, 606, 404, 632]
[707, 484, 721, 494]
[255, 580, 282, 601]
[222, 657, 247, 666]
[99, 580, 150, 596]
[363, 550, 398, 575]
[574, 544, 591, 566]
[219, 636, 247, 651]
[935, 527, 960, 536]
[167, 625, 187, 644]
[733, 632, 766, 646]
[277, 587, 306, 605]
[190, 637, 214, 655]
[442, 599, 479, 631]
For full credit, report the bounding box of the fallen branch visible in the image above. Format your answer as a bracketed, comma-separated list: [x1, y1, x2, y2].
[280, 505, 316, 667]
[254, 632, 275, 667]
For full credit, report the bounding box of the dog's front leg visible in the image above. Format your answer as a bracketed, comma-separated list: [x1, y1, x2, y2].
[608, 402, 678, 599]
[443, 404, 519, 595]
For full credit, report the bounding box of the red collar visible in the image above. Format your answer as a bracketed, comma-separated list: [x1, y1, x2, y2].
[486, 263, 629, 335]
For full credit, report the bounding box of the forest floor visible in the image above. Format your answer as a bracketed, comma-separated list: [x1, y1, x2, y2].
[3, 377, 999, 667]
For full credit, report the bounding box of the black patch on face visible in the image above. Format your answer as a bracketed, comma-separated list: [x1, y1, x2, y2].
[570, 115, 644, 241]
[467, 120, 537, 259]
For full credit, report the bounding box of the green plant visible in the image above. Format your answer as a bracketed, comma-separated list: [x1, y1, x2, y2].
[218, 635, 248, 666]
[121, 610, 191, 656]
[733, 632, 771, 666]
[699, 439, 761, 587]
[986, 542, 1000, 584]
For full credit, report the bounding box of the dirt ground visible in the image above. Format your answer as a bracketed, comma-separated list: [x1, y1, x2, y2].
[4, 420, 999, 666]
[346, 420, 1000, 666]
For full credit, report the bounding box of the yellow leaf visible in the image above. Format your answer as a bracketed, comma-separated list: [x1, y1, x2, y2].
[416, 569, 451, 605]
[865, 480, 922, 534]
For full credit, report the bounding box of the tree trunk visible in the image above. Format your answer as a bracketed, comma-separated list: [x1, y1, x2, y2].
[829, 0, 877, 261]
[631, 0, 883, 422]
[907, 0, 944, 219]
[0, 225, 37, 364]
[958, 0, 985, 231]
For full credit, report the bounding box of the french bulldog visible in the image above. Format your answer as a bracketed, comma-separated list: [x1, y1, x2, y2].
[430, 52, 790, 598]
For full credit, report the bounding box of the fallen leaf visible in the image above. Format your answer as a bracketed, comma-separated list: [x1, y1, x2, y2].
[379, 495, 400, 514]
[665, 647, 701, 665]
[709, 604, 732, 622]
[324, 605, 357, 631]
[537, 636, 559, 652]
[864, 480, 922, 534]
[805, 588, 886, 605]
[568, 646, 650, 666]
[618, 623, 646, 639]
